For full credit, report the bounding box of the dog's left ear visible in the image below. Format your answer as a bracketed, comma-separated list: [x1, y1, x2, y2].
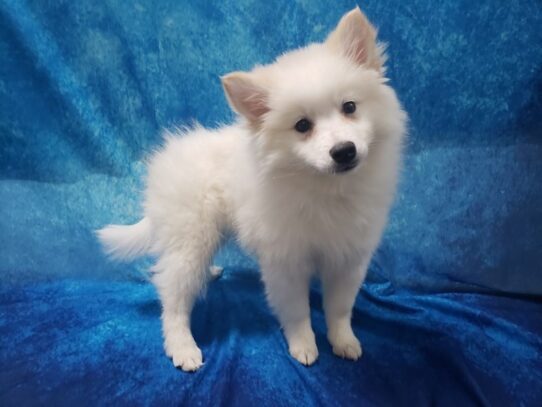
[326, 7, 382, 72]
[221, 72, 269, 123]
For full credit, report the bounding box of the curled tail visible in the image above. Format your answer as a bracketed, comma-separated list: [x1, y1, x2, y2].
[96, 217, 152, 261]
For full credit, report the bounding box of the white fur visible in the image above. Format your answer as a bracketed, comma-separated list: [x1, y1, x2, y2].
[98, 7, 406, 371]
[96, 218, 153, 260]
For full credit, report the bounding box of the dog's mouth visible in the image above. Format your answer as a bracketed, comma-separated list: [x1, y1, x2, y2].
[332, 159, 359, 174]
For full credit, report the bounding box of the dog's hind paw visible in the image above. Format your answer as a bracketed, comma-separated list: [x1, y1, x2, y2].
[165, 341, 203, 372]
[209, 265, 224, 280]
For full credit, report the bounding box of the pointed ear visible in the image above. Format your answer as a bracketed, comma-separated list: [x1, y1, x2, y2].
[221, 72, 269, 122]
[326, 7, 382, 71]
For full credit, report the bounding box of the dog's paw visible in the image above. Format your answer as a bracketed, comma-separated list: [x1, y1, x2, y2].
[288, 336, 319, 366]
[165, 340, 203, 372]
[329, 331, 362, 361]
[209, 265, 224, 280]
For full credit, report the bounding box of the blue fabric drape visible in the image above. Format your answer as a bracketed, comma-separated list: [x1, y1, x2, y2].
[1, 1, 541, 405]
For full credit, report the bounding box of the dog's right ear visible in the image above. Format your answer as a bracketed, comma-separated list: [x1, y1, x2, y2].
[221, 72, 269, 123]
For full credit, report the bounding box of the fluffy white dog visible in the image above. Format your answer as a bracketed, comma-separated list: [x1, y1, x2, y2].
[98, 7, 406, 371]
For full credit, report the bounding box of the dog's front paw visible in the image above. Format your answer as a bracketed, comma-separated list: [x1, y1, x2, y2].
[329, 330, 362, 360]
[165, 340, 203, 372]
[288, 336, 319, 366]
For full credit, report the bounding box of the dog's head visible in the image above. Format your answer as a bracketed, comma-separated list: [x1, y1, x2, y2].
[222, 7, 403, 176]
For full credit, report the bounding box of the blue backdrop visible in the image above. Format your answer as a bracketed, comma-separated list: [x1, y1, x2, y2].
[1, 0, 541, 405]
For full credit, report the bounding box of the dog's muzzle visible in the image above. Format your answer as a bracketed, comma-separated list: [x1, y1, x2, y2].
[330, 141, 359, 173]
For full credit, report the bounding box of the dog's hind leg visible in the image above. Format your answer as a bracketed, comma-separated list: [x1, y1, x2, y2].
[151, 224, 221, 371]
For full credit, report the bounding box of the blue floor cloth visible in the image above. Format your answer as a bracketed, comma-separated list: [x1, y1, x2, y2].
[1, 0, 541, 406]
[1, 278, 541, 406]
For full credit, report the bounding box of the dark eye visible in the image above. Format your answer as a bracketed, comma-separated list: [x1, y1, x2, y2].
[294, 118, 312, 133]
[342, 101, 356, 115]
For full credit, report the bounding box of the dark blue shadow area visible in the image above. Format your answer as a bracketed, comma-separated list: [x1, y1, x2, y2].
[1, 0, 541, 405]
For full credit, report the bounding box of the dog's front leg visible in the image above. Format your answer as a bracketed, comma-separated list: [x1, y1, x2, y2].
[321, 258, 368, 360]
[261, 259, 318, 366]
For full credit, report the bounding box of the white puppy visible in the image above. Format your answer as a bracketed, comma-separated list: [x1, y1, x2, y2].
[98, 7, 406, 371]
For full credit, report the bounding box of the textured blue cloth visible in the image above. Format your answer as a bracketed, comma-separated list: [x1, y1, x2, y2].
[1, 0, 541, 405]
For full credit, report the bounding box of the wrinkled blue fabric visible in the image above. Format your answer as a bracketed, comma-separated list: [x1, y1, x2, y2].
[1, 0, 541, 405]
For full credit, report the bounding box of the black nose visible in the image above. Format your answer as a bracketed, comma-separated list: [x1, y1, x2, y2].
[329, 141, 357, 164]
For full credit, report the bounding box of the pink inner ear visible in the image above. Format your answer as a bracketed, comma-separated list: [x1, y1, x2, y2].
[242, 92, 269, 119]
[222, 74, 269, 122]
[350, 34, 369, 66]
[344, 17, 377, 67]
[328, 8, 380, 71]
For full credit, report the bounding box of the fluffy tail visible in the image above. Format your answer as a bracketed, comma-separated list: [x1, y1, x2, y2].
[96, 217, 153, 261]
